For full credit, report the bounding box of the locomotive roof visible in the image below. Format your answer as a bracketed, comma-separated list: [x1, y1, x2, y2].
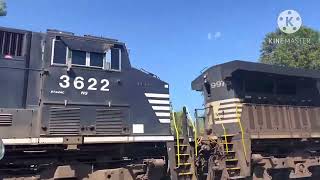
[0, 26, 122, 45]
[192, 60, 320, 91]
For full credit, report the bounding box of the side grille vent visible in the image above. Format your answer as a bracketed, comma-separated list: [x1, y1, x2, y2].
[0, 114, 12, 126]
[49, 107, 80, 135]
[96, 109, 124, 135]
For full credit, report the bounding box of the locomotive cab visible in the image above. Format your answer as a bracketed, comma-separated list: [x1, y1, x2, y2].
[192, 60, 320, 106]
[0, 27, 171, 139]
[41, 31, 131, 137]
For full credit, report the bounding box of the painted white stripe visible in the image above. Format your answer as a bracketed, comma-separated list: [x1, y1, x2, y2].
[132, 136, 174, 141]
[218, 109, 242, 113]
[38, 137, 64, 144]
[217, 114, 240, 119]
[3, 137, 63, 145]
[155, 112, 170, 117]
[214, 119, 239, 124]
[159, 119, 171, 123]
[215, 98, 241, 104]
[311, 133, 320, 138]
[148, 99, 170, 104]
[152, 106, 170, 111]
[84, 136, 129, 143]
[2, 138, 38, 145]
[145, 93, 170, 98]
[218, 103, 243, 109]
[2, 136, 175, 145]
[83, 136, 174, 143]
[0, 113, 12, 116]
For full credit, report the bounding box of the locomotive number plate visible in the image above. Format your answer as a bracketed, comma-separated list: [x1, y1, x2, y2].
[58, 75, 110, 92]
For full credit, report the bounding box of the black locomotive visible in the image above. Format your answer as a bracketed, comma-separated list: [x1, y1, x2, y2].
[3, 26, 320, 180]
[0, 26, 172, 179]
[192, 60, 320, 179]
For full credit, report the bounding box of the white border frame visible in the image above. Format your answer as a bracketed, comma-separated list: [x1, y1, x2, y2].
[50, 38, 68, 66]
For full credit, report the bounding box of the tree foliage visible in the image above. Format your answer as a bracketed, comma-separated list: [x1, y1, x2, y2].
[260, 26, 320, 69]
[170, 111, 184, 135]
[0, 0, 6, 16]
[170, 109, 204, 137]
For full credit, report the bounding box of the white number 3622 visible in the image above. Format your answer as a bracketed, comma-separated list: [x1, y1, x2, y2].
[59, 75, 110, 92]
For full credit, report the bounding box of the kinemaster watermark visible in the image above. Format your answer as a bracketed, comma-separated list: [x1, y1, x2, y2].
[268, 9, 313, 45]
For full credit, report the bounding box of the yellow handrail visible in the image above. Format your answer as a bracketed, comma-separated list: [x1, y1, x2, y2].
[236, 104, 247, 158]
[192, 121, 197, 156]
[215, 110, 228, 153]
[172, 109, 180, 167]
[186, 107, 197, 157]
[221, 123, 229, 153]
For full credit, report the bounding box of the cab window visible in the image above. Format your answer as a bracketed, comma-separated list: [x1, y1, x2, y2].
[90, 52, 104, 67]
[105, 48, 121, 71]
[71, 50, 86, 66]
[111, 48, 121, 70]
[52, 39, 67, 64]
[51, 38, 121, 71]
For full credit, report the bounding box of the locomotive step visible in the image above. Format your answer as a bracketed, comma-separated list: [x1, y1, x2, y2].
[220, 134, 238, 137]
[174, 144, 189, 147]
[220, 142, 234, 145]
[225, 158, 238, 162]
[229, 176, 246, 179]
[178, 162, 191, 166]
[176, 153, 190, 156]
[178, 172, 193, 176]
[226, 167, 241, 170]
[176, 163, 192, 169]
[224, 150, 235, 153]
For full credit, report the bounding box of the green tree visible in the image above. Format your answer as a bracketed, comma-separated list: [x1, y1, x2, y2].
[260, 26, 320, 69]
[170, 109, 201, 137]
[0, 0, 6, 16]
[171, 111, 184, 135]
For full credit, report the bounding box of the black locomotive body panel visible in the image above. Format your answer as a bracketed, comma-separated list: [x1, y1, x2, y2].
[0, 26, 171, 141]
[192, 60, 320, 106]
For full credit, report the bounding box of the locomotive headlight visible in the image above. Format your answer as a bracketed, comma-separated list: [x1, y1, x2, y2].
[0, 138, 4, 160]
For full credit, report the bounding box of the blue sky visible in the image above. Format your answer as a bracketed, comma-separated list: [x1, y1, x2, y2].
[1, 0, 320, 113]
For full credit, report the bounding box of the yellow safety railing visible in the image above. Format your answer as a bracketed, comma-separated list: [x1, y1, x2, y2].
[215, 110, 229, 153]
[236, 104, 247, 158]
[186, 107, 197, 157]
[221, 123, 229, 153]
[191, 121, 197, 156]
[172, 108, 181, 167]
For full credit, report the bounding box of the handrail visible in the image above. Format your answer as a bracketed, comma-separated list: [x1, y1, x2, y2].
[192, 121, 198, 156]
[221, 123, 229, 153]
[236, 104, 247, 159]
[186, 107, 197, 157]
[215, 108, 229, 153]
[172, 107, 181, 167]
